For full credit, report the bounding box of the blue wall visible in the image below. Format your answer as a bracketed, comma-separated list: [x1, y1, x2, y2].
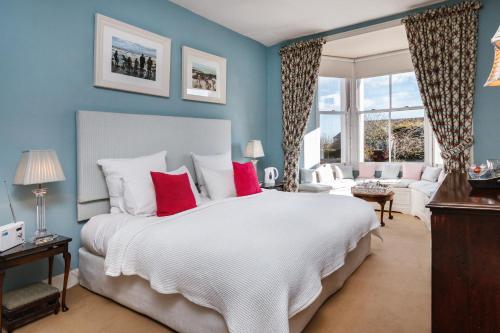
[473, 0, 500, 162]
[0, 0, 267, 290]
[264, 0, 500, 175]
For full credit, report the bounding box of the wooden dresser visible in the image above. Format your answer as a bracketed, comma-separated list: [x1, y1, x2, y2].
[427, 173, 500, 333]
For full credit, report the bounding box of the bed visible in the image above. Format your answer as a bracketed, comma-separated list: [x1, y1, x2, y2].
[76, 111, 379, 333]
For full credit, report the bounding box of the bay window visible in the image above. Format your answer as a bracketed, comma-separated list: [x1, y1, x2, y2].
[316, 71, 438, 166]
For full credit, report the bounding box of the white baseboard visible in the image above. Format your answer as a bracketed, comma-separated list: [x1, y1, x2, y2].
[42, 268, 79, 291]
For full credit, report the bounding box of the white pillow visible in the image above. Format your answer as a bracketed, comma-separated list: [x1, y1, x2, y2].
[164, 166, 201, 205]
[334, 165, 354, 179]
[422, 166, 442, 182]
[191, 152, 232, 187]
[300, 168, 317, 184]
[200, 167, 236, 200]
[316, 164, 335, 184]
[106, 176, 125, 213]
[97, 151, 167, 216]
[380, 164, 400, 179]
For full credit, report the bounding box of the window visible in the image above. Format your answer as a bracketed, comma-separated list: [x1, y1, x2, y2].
[318, 77, 347, 163]
[391, 109, 425, 162]
[360, 112, 389, 162]
[358, 72, 425, 162]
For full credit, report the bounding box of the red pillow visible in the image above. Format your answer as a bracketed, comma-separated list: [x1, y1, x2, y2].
[233, 162, 262, 197]
[150, 172, 197, 217]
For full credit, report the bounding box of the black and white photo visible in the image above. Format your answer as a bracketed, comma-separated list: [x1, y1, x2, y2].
[94, 14, 171, 97]
[111, 36, 157, 81]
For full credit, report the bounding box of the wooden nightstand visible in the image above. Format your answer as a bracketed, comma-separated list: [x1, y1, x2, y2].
[0, 236, 72, 330]
[261, 181, 284, 191]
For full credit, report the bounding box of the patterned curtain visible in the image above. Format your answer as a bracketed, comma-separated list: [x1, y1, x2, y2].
[280, 38, 325, 191]
[403, 1, 481, 173]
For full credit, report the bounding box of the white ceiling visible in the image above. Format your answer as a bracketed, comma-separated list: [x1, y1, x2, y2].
[170, 0, 444, 46]
[323, 25, 409, 58]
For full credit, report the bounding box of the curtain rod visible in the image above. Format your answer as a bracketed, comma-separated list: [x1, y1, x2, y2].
[322, 49, 409, 62]
[323, 19, 403, 43]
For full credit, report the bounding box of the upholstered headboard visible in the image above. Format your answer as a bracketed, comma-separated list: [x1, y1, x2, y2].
[77, 110, 231, 221]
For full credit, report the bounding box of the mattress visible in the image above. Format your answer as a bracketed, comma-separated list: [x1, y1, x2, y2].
[79, 232, 372, 333]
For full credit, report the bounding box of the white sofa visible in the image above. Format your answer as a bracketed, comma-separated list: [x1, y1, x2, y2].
[299, 165, 444, 230]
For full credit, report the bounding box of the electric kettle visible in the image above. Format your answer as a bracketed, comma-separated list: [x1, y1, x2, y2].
[264, 167, 279, 186]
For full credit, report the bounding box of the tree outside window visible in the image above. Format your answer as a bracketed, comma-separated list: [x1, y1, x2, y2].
[358, 72, 424, 163]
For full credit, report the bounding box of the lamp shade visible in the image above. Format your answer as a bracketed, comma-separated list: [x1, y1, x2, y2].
[484, 26, 500, 87]
[244, 140, 265, 158]
[14, 150, 66, 185]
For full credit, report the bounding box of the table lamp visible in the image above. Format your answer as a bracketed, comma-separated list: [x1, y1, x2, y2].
[13, 150, 65, 242]
[244, 140, 265, 168]
[484, 25, 500, 87]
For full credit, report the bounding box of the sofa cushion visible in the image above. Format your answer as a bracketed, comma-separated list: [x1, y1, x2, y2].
[334, 165, 354, 179]
[300, 168, 317, 184]
[298, 183, 332, 193]
[421, 166, 442, 182]
[330, 179, 357, 189]
[356, 178, 415, 188]
[402, 163, 424, 180]
[316, 164, 335, 184]
[382, 179, 416, 188]
[358, 163, 376, 178]
[409, 180, 440, 197]
[381, 164, 401, 179]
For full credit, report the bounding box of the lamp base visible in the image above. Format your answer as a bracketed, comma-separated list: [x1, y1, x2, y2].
[32, 229, 49, 241]
[32, 232, 58, 245]
[31, 186, 57, 245]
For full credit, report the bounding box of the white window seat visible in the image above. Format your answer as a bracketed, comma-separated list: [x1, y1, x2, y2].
[299, 167, 442, 230]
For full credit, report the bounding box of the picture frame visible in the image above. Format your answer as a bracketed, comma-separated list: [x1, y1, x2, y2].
[94, 14, 171, 97]
[182, 46, 227, 104]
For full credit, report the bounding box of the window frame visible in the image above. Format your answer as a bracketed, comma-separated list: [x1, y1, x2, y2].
[316, 77, 349, 164]
[315, 71, 441, 167]
[356, 72, 430, 164]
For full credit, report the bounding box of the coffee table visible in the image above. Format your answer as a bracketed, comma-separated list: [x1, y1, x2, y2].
[351, 190, 394, 226]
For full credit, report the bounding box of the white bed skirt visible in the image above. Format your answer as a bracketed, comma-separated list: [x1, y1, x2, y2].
[79, 233, 372, 333]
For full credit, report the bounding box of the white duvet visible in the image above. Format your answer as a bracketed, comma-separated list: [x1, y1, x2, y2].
[105, 190, 379, 333]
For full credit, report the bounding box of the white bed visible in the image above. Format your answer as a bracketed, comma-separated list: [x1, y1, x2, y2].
[76, 111, 380, 333]
[79, 235, 372, 333]
[80, 190, 379, 333]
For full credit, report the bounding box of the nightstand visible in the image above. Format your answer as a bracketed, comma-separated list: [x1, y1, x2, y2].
[0, 236, 72, 330]
[261, 181, 284, 191]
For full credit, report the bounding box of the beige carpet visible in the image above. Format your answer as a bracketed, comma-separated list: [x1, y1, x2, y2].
[18, 213, 430, 333]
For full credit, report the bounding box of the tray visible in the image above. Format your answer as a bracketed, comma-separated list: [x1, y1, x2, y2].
[468, 176, 500, 189]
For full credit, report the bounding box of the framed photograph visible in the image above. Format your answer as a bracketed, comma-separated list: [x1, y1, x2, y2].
[182, 46, 226, 104]
[94, 14, 171, 97]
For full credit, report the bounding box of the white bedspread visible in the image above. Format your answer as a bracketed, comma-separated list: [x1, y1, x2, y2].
[105, 190, 379, 333]
[81, 196, 213, 256]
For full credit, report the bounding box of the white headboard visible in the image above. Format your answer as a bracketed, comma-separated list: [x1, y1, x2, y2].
[77, 110, 231, 221]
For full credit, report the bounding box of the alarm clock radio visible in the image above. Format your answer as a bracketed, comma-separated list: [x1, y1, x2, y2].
[0, 221, 25, 252]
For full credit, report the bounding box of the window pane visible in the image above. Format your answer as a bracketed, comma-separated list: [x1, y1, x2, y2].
[320, 114, 343, 163]
[361, 112, 389, 162]
[392, 72, 423, 108]
[358, 75, 390, 111]
[391, 109, 425, 162]
[318, 77, 342, 111]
